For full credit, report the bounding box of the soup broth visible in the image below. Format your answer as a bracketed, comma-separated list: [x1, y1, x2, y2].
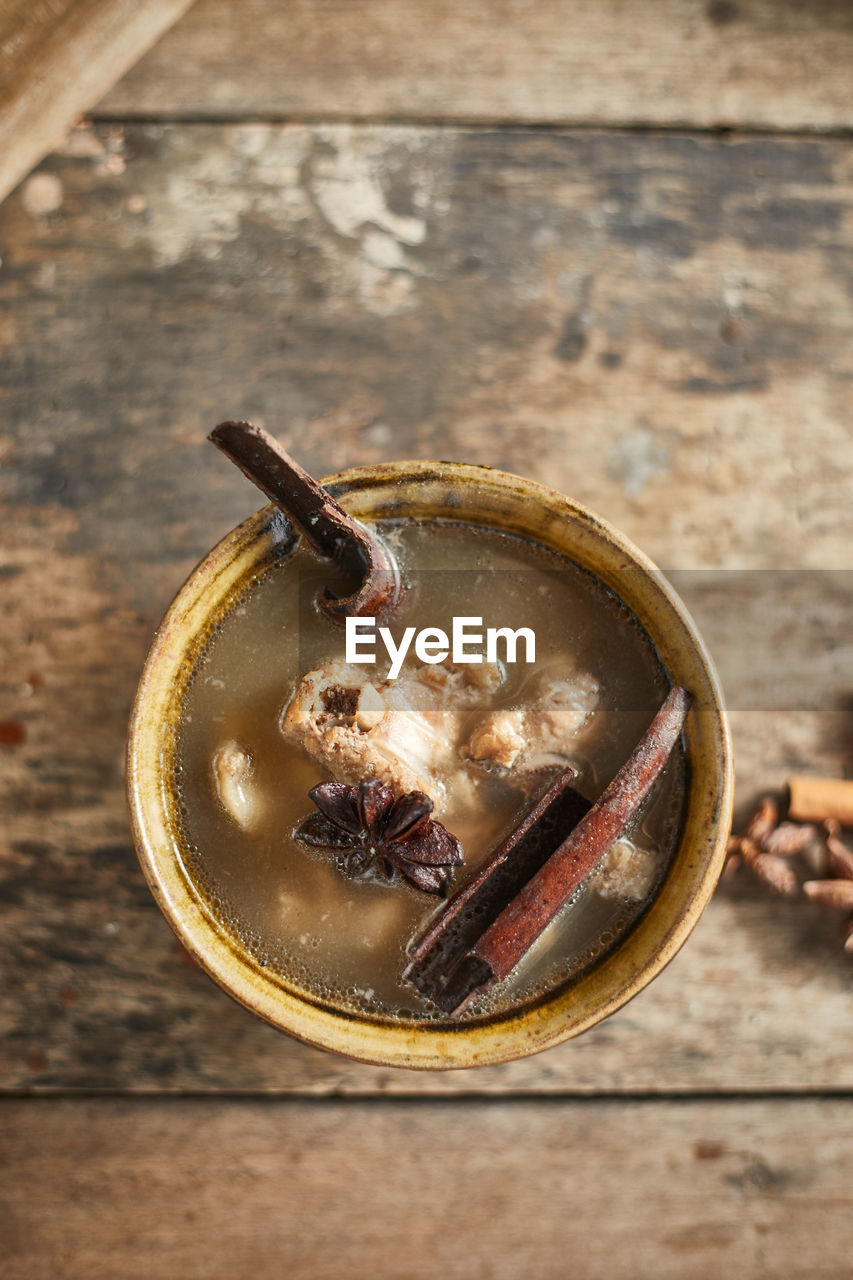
[176, 519, 686, 1021]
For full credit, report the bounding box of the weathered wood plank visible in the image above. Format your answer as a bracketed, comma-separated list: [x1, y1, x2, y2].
[4, 846, 853, 1094]
[1, 123, 851, 1093]
[0, 0, 198, 205]
[96, 0, 853, 132]
[3, 1097, 852, 1279]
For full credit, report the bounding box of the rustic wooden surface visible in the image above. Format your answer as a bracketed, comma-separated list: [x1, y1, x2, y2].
[1, 8, 852, 1274]
[98, 0, 853, 132]
[0, 0, 197, 204]
[2, 121, 851, 1097]
[3, 1097, 853, 1278]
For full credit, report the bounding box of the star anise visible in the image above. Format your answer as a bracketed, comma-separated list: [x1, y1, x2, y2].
[294, 780, 464, 896]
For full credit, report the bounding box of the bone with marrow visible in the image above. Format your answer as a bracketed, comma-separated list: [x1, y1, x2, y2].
[466, 672, 600, 776]
[279, 660, 600, 811]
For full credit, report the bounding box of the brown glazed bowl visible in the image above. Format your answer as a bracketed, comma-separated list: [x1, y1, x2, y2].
[127, 461, 733, 1069]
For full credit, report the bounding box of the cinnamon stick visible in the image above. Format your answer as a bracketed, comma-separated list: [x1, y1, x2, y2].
[405, 686, 691, 1016]
[403, 768, 590, 1007]
[209, 421, 400, 622]
[788, 777, 853, 828]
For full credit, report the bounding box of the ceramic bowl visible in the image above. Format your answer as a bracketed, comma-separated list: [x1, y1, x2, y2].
[127, 461, 733, 1069]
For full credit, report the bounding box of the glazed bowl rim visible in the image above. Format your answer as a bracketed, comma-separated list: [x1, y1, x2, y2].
[127, 459, 734, 1069]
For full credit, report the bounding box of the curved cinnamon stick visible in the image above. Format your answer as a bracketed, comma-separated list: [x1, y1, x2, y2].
[209, 421, 400, 622]
[406, 685, 691, 1016]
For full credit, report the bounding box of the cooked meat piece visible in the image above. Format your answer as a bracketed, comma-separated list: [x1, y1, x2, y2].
[280, 659, 598, 807]
[280, 661, 479, 810]
[467, 709, 526, 770]
[591, 837, 658, 901]
[466, 672, 599, 785]
[212, 741, 259, 829]
[417, 657, 505, 702]
[354, 683, 385, 730]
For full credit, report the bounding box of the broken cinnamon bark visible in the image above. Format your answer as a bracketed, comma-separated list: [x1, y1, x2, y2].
[404, 685, 691, 1015]
[788, 777, 853, 828]
[209, 421, 400, 622]
[403, 766, 590, 1008]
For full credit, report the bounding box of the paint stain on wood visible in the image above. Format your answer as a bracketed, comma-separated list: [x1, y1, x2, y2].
[0, 720, 25, 747]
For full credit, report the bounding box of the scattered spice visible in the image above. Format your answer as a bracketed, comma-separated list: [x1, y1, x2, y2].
[294, 780, 464, 896]
[724, 796, 817, 896]
[406, 686, 691, 1015]
[803, 821, 853, 949]
[824, 818, 853, 879]
[26, 1048, 46, 1073]
[726, 799, 853, 954]
[209, 421, 400, 622]
[802, 878, 853, 910]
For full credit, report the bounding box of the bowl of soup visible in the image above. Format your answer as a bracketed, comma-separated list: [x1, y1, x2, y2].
[127, 460, 733, 1068]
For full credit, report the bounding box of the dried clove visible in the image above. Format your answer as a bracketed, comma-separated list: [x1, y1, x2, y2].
[725, 796, 816, 895]
[726, 803, 853, 956]
[802, 879, 853, 910]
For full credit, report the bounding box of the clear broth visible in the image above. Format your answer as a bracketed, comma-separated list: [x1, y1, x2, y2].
[176, 519, 686, 1021]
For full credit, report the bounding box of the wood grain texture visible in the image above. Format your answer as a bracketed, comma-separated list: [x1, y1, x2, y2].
[96, 0, 853, 132]
[1, 123, 851, 1093]
[3, 1097, 853, 1279]
[0, 0, 198, 205]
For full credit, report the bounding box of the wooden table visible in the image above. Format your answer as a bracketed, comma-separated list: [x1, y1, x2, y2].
[2, 3, 852, 1275]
